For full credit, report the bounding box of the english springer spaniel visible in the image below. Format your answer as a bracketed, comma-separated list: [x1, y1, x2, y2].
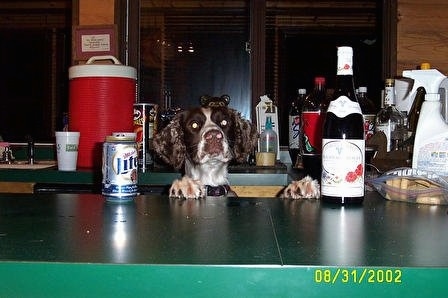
[153, 96, 258, 199]
[153, 95, 320, 200]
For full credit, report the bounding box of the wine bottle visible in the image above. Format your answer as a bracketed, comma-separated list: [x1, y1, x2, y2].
[321, 46, 365, 204]
[302, 77, 327, 179]
[288, 88, 306, 168]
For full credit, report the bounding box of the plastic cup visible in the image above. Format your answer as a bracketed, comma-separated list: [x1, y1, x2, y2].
[55, 131, 80, 171]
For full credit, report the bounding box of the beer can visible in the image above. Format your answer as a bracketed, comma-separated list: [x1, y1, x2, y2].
[133, 103, 158, 171]
[112, 132, 137, 139]
[102, 135, 138, 201]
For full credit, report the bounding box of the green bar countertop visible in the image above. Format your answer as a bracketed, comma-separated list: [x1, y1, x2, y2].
[0, 163, 289, 187]
[0, 191, 447, 297]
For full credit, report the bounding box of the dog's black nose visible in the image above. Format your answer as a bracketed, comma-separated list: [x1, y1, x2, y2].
[204, 129, 223, 143]
[203, 129, 225, 154]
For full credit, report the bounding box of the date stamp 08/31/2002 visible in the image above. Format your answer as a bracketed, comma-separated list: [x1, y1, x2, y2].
[313, 268, 402, 284]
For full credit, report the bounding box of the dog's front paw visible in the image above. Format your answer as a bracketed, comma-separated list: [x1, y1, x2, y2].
[280, 175, 320, 199]
[169, 176, 206, 199]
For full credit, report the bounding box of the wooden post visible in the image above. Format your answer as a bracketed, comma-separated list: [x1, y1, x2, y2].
[250, 0, 266, 121]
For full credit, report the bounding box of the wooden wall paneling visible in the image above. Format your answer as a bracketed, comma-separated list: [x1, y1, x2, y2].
[397, 0, 448, 74]
[78, 0, 115, 25]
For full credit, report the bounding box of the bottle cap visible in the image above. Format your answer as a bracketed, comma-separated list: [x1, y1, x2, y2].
[265, 116, 273, 130]
[420, 62, 431, 70]
[359, 86, 367, 93]
[337, 46, 353, 56]
[336, 47, 353, 75]
[385, 78, 395, 85]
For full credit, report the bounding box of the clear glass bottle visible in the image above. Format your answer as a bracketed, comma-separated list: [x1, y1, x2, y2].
[375, 78, 406, 151]
[321, 46, 365, 204]
[301, 77, 327, 179]
[288, 88, 306, 168]
[260, 116, 278, 155]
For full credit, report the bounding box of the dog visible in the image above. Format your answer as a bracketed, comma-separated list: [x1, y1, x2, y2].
[153, 96, 258, 199]
[153, 95, 321, 200]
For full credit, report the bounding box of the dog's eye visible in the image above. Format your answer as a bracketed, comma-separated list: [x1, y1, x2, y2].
[191, 121, 200, 129]
[220, 119, 228, 127]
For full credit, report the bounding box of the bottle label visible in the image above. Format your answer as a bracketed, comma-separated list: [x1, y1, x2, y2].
[375, 123, 395, 152]
[302, 111, 323, 154]
[327, 96, 362, 118]
[337, 52, 353, 75]
[289, 115, 301, 149]
[416, 139, 448, 175]
[384, 86, 395, 106]
[321, 138, 365, 197]
[363, 114, 376, 140]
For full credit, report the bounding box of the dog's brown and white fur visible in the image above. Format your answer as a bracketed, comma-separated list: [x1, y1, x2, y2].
[153, 106, 258, 199]
[153, 104, 321, 200]
[280, 175, 320, 199]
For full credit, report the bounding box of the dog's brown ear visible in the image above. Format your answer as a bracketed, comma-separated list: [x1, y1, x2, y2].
[231, 109, 259, 163]
[153, 113, 186, 169]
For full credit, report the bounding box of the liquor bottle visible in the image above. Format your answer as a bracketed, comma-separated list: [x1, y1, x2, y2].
[375, 79, 406, 151]
[260, 116, 278, 155]
[288, 88, 306, 168]
[357, 86, 376, 140]
[301, 77, 327, 179]
[321, 46, 365, 204]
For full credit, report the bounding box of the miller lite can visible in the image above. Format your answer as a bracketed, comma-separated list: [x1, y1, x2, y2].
[102, 135, 138, 201]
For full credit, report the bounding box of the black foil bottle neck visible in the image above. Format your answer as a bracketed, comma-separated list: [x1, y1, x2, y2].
[333, 74, 358, 102]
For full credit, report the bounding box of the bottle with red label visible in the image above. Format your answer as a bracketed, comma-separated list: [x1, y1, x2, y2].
[357, 86, 376, 141]
[288, 88, 306, 168]
[301, 76, 327, 179]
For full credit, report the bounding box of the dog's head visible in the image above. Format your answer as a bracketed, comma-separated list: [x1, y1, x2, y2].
[153, 106, 258, 169]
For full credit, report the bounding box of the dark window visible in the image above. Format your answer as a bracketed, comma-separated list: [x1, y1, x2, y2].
[0, 29, 69, 142]
[140, 5, 251, 119]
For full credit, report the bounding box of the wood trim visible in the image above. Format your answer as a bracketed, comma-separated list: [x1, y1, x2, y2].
[116, 0, 140, 99]
[72, 0, 79, 26]
[0, 182, 35, 194]
[382, 0, 397, 78]
[250, 0, 266, 121]
[116, 0, 140, 68]
[128, 0, 140, 70]
[232, 185, 284, 198]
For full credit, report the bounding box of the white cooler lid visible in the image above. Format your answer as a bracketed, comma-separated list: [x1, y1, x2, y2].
[69, 55, 136, 79]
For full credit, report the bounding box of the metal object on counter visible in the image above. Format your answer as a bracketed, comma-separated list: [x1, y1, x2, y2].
[102, 135, 138, 201]
[27, 140, 34, 165]
[1, 146, 14, 164]
[133, 103, 158, 172]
